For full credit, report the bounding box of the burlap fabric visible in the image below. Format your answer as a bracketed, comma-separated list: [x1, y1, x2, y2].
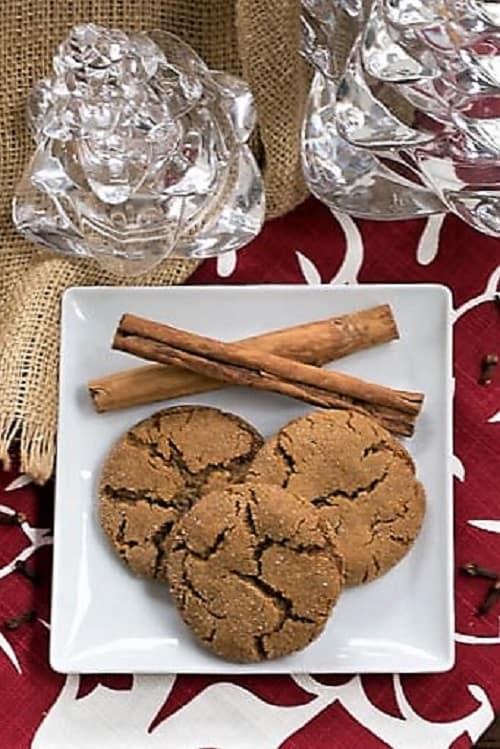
[0, 1, 310, 483]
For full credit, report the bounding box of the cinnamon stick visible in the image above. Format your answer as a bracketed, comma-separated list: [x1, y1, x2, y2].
[112, 314, 423, 436]
[89, 305, 399, 412]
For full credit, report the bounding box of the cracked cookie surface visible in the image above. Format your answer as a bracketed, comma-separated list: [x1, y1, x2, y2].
[165, 483, 343, 662]
[247, 409, 425, 586]
[99, 405, 264, 579]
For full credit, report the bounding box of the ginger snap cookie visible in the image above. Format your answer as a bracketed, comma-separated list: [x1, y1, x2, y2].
[165, 483, 344, 662]
[247, 409, 425, 586]
[99, 405, 264, 579]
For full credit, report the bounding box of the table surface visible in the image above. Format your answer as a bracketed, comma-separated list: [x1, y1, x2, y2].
[1, 197, 499, 749]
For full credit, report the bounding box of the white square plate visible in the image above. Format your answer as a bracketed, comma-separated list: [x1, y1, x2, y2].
[51, 284, 454, 674]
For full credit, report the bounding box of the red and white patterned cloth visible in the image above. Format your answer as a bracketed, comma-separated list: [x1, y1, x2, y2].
[0, 198, 499, 749]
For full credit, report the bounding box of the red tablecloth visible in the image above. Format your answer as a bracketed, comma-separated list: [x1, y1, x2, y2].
[1, 198, 499, 749]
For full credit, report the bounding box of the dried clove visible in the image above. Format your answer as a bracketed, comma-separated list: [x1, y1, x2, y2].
[477, 580, 500, 616]
[479, 354, 498, 386]
[14, 559, 39, 584]
[0, 512, 17, 526]
[462, 562, 500, 616]
[462, 562, 499, 580]
[0, 510, 23, 526]
[3, 609, 36, 630]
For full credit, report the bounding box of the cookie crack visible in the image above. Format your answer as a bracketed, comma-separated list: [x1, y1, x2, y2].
[253, 538, 274, 575]
[326, 516, 343, 536]
[254, 635, 268, 660]
[127, 431, 154, 450]
[127, 432, 182, 480]
[245, 501, 259, 539]
[102, 485, 189, 512]
[345, 411, 358, 435]
[240, 495, 321, 564]
[388, 533, 411, 546]
[152, 521, 177, 578]
[231, 570, 316, 627]
[249, 524, 327, 574]
[364, 504, 412, 546]
[117, 516, 127, 543]
[361, 555, 381, 583]
[311, 470, 389, 507]
[119, 539, 139, 549]
[275, 437, 297, 489]
[127, 431, 171, 468]
[178, 523, 236, 561]
[288, 541, 330, 555]
[241, 495, 279, 577]
[362, 440, 414, 474]
[287, 519, 337, 559]
[179, 556, 226, 621]
[124, 422, 262, 515]
[362, 442, 391, 458]
[166, 437, 259, 495]
[204, 626, 217, 644]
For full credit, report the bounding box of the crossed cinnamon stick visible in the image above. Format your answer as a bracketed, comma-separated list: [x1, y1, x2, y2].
[89, 305, 399, 412]
[111, 311, 423, 437]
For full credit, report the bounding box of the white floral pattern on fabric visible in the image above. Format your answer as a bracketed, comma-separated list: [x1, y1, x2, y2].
[4, 475, 33, 492]
[451, 455, 465, 482]
[294, 675, 493, 749]
[416, 215, 446, 266]
[456, 631, 500, 646]
[453, 266, 500, 322]
[468, 521, 500, 534]
[296, 251, 321, 285]
[216, 251, 238, 278]
[296, 212, 364, 286]
[0, 631, 22, 675]
[32, 672, 494, 749]
[329, 211, 363, 284]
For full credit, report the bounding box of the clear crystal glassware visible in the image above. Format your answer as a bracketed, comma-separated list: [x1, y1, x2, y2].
[13, 24, 265, 275]
[301, 0, 500, 235]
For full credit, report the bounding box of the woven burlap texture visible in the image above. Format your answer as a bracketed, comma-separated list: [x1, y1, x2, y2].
[0, 1, 309, 483]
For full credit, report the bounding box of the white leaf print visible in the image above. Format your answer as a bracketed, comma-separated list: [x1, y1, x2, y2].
[456, 631, 500, 646]
[293, 674, 493, 748]
[329, 211, 364, 284]
[21, 523, 53, 548]
[0, 631, 22, 674]
[453, 264, 500, 322]
[32, 658, 495, 748]
[216, 251, 238, 278]
[452, 455, 465, 482]
[488, 411, 500, 423]
[468, 520, 500, 534]
[4, 474, 33, 492]
[416, 214, 446, 266]
[296, 251, 322, 285]
[33, 673, 336, 749]
[33, 675, 175, 748]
